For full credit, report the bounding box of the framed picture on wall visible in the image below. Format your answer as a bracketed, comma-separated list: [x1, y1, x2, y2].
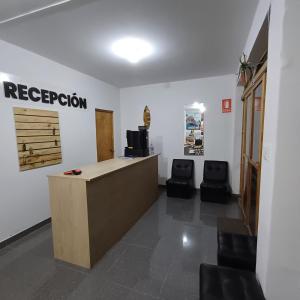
[184, 104, 205, 156]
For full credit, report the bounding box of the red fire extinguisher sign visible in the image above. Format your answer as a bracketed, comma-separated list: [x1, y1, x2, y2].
[222, 99, 232, 113]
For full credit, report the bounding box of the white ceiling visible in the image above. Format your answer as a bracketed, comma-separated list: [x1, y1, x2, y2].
[0, 0, 258, 87]
[0, 0, 68, 23]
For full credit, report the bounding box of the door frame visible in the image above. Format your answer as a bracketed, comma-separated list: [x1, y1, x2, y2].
[95, 108, 114, 162]
[239, 62, 267, 235]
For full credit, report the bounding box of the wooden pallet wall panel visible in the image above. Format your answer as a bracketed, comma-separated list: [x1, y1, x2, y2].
[13, 107, 63, 171]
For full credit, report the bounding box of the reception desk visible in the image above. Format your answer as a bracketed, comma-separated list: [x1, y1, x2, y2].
[48, 154, 158, 268]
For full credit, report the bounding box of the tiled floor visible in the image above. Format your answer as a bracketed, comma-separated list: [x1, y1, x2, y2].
[0, 190, 241, 300]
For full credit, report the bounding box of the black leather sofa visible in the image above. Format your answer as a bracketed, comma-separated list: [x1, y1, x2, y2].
[200, 160, 231, 203]
[166, 159, 194, 198]
[200, 264, 265, 300]
[218, 231, 257, 272]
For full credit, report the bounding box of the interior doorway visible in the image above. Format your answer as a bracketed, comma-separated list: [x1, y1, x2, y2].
[95, 109, 114, 162]
[240, 63, 267, 235]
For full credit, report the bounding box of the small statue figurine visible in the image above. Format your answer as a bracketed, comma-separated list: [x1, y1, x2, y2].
[143, 105, 151, 129]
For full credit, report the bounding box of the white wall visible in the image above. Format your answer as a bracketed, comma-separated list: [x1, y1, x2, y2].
[255, 0, 282, 291]
[256, 0, 300, 299]
[244, 0, 300, 298]
[230, 0, 271, 198]
[120, 75, 237, 190]
[243, 0, 271, 58]
[0, 40, 120, 243]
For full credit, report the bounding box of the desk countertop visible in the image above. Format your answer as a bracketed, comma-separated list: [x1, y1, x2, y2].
[48, 154, 158, 182]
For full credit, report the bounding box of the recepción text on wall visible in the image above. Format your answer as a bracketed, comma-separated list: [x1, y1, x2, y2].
[3, 81, 87, 109]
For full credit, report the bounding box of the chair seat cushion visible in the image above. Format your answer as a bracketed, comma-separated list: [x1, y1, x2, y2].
[200, 182, 229, 190]
[200, 181, 231, 203]
[166, 178, 194, 199]
[200, 264, 265, 300]
[218, 232, 257, 271]
[167, 178, 190, 186]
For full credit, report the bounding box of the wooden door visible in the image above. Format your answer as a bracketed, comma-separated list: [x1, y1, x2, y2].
[95, 109, 114, 162]
[249, 77, 266, 234]
[240, 64, 266, 235]
[240, 91, 252, 223]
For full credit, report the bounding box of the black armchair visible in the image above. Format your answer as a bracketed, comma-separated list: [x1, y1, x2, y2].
[200, 160, 231, 203]
[200, 264, 265, 300]
[218, 231, 257, 272]
[166, 159, 194, 198]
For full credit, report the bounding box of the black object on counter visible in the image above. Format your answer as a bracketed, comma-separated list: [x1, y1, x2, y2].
[64, 169, 82, 175]
[124, 126, 149, 157]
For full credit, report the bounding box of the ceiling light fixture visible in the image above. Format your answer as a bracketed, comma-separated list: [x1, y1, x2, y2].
[0, 72, 10, 82]
[182, 234, 191, 248]
[111, 37, 154, 64]
[0, 0, 72, 24]
[192, 102, 206, 113]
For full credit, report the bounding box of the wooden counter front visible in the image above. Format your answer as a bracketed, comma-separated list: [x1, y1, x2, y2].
[48, 155, 158, 268]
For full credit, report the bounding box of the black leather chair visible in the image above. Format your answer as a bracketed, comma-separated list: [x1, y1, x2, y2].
[218, 231, 257, 272]
[200, 264, 265, 300]
[166, 159, 194, 198]
[200, 160, 231, 203]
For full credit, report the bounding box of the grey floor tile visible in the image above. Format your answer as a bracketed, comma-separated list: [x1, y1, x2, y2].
[97, 281, 159, 300]
[107, 263, 166, 298]
[0, 251, 86, 299]
[0, 189, 242, 300]
[160, 294, 199, 300]
[106, 245, 169, 297]
[165, 197, 196, 223]
[198, 214, 217, 227]
[30, 264, 86, 300]
[121, 220, 145, 244]
[0, 253, 56, 287]
[0, 234, 52, 272]
[0, 246, 13, 256]
[8, 224, 52, 250]
[28, 236, 54, 259]
[0, 246, 23, 271]
[7, 228, 52, 258]
[160, 259, 200, 300]
[91, 241, 128, 274]
[67, 272, 106, 300]
[0, 272, 36, 300]
[184, 294, 199, 300]
[200, 200, 241, 219]
[54, 259, 90, 274]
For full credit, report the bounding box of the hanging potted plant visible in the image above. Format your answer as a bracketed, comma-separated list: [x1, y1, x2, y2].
[238, 53, 253, 87]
